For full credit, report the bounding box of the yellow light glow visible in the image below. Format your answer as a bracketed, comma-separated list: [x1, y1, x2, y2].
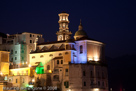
[94, 56, 99, 61]
[49, 70, 52, 73]
[29, 64, 31, 67]
[32, 79, 35, 82]
[89, 57, 93, 61]
[94, 88, 99, 91]
[0, 72, 3, 75]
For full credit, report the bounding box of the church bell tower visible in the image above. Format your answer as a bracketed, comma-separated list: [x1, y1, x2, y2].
[56, 11, 72, 41]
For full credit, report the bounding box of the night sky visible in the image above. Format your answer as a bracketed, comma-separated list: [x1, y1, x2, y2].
[0, 0, 136, 90]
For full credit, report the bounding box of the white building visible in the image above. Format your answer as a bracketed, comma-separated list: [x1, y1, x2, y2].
[0, 32, 44, 67]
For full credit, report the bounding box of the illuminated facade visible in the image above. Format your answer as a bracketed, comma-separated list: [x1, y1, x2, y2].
[29, 12, 108, 91]
[0, 12, 108, 91]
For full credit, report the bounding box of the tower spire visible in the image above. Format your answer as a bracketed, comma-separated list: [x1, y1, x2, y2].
[78, 19, 83, 30]
[56, 12, 72, 41]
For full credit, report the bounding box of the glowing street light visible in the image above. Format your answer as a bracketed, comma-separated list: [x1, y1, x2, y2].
[29, 64, 31, 67]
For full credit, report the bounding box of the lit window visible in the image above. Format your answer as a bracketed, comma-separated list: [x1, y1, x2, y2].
[80, 45, 83, 53]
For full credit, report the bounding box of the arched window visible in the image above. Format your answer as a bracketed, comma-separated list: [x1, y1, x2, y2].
[80, 45, 83, 53]
[59, 53, 62, 56]
[47, 65, 50, 70]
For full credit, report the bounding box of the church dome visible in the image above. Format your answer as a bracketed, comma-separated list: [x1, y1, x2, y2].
[74, 20, 87, 37]
[74, 29, 87, 36]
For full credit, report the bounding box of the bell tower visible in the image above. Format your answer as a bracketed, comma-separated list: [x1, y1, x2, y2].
[56, 11, 72, 41]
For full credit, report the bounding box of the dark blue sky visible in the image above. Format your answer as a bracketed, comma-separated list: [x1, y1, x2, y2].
[0, 0, 136, 58]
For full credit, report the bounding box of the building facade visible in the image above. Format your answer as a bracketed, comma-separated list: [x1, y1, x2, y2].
[0, 12, 108, 91]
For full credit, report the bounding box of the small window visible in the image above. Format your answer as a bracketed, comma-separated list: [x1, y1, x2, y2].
[30, 40, 32, 43]
[32, 56, 35, 59]
[65, 69, 68, 72]
[33, 35, 34, 37]
[98, 81, 100, 86]
[102, 82, 104, 86]
[61, 60, 63, 64]
[47, 65, 50, 70]
[57, 60, 59, 64]
[83, 71, 86, 76]
[66, 45, 68, 49]
[59, 53, 62, 56]
[91, 80, 94, 85]
[91, 71, 93, 77]
[15, 51, 17, 54]
[49, 54, 53, 57]
[65, 52, 69, 54]
[64, 81, 69, 88]
[16, 79, 18, 83]
[80, 45, 83, 53]
[30, 34, 32, 37]
[84, 82, 86, 86]
[40, 55, 44, 58]
[22, 78, 24, 83]
[15, 57, 17, 60]
[11, 50, 13, 54]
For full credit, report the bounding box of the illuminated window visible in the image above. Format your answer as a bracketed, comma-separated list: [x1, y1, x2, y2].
[63, 23, 65, 28]
[84, 82, 86, 86]
[57, 60, 59, 64]
[40, 55, 44, 58]
[63, 16, 65, 20]
[80, 45, 83, 53]
[47, 65, 50, 70]
[83, 71, 86, 76]
[32, 56, 35, 59]
[61, 60, 63, 64]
